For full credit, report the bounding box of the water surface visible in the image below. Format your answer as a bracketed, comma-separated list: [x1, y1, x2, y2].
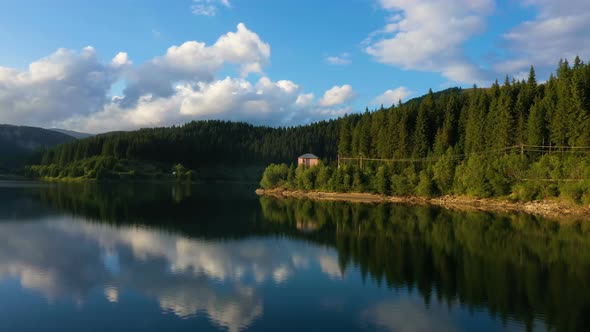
[1, 181, 589, 332]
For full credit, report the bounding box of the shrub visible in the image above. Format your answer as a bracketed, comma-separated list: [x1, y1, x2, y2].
[260, 163, 289, 189]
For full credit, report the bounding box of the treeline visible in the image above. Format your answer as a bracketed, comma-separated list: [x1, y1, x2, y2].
[338, 58, 590, 158]
[262, 58, 590, 203]
[29, 120, 340, 179]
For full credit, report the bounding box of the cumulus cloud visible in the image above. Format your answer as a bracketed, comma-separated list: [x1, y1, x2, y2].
[0, 46, 121, 127]
[192, 0, 231, 16]
[111, 52, 132, 67]
[326, 53, 352, 65]
[371, 86, 412, 106]
[120, 22, 270, 107]
[60, 76, 343, 133]
[319, 84, 355, 107]
[365, 0, 494, 83]
[0, 23, 352, 132]
[495, 0, 590, 75]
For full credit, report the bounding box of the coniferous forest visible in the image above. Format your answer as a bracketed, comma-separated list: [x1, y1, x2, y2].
[29, 58, 590, 203]
[261, 58, 590, 204]
[27, 120, 340, 180]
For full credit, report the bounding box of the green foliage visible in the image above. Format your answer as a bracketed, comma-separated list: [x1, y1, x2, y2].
[260, 163, 289, 189]
[35, 120, 340, 170]
[173, 164, 195, 182]
[416, 169, 435, 197]
[315, 163, 332, 191]
[454, 155, 490, 197]
[432, 148, 455, 194]
[390, 166, 417, 196]
[374, 165, 390, 195]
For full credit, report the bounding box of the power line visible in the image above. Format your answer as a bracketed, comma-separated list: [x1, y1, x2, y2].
[338, 144, 590, 168]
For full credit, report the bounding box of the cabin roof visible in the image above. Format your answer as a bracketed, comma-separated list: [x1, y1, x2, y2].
[298, 153, 319, 159]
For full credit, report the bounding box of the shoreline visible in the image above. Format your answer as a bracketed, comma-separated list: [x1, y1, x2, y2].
[255, 188, 590, 222]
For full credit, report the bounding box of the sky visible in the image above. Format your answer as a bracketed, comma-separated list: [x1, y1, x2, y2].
[0, 0, 589, 133]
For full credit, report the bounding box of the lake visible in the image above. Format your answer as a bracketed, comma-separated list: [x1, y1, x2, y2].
[0, 181, 589, 332]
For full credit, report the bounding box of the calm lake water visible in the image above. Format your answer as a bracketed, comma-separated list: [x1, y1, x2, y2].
[1, 181, 589, 332]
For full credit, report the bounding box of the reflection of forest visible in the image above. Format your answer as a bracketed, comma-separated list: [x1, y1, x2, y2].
[260, 197, 590, 332]
[28, 183, 590, 332]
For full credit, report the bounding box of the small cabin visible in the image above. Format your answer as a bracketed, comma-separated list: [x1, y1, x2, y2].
[298, 153, 319, 167]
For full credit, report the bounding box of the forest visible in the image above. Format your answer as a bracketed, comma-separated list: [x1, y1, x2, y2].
[27, 57, 590, 203]
[26, 119, 340, 180]
[261, 58, 590, 204]
[0, 125, 74, 172]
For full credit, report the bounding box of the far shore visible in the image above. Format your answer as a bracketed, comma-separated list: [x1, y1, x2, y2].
[0, 174, 29, 181]
[256, 188, 590, 222]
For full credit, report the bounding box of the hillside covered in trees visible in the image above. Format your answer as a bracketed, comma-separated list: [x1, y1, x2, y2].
[27, 57, 590, 203]
[27, 120, 340, 180]
[261, 58, 590, 204]
[0, 125, 75, 172]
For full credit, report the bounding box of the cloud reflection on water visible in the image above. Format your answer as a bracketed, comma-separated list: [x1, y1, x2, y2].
[0, 217, 342, 332]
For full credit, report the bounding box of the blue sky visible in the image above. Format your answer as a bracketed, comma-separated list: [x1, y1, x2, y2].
[0, 0, 588, 133]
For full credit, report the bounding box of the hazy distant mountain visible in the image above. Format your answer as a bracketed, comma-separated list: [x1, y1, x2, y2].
[49, 128, 94, 139]
[0, 124, 75, 171]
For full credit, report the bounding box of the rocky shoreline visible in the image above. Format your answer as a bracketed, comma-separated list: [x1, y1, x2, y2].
[256, 188, 590, 222]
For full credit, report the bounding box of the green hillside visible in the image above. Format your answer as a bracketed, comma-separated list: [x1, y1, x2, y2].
[0, 125, 75, 172]
[261, 58, 590, 204]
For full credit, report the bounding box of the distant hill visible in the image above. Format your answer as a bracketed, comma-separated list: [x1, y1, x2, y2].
[0, 124, 75, 172]
[48, 128, 94, 139]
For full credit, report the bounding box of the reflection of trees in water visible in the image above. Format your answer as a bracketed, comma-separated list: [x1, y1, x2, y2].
[33, 182, 282, 238]
[28, 183, 590, 331]
[260, 197, 590, 332]
[0, 184, 57, 220]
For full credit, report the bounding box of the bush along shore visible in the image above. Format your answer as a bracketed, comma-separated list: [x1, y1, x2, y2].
[257, 162, 590, 221]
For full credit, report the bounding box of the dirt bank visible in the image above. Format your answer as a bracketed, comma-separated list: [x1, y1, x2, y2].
[255, 188, 590, 222]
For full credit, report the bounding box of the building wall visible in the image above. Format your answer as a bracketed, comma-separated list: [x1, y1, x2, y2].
[298, 158, 319, 167]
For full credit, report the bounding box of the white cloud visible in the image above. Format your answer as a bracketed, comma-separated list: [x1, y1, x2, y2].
[326, 53, 351, 65]
[111, 52, 132, 67]
[0, 23, 352, 132]
[365, 0, 494, 83]
[495, 0, 590, 75]
[121, 23, 270, 106]
[371, 86, 412, 106]
[319, 84, 355, 107]
[295, 93, 314, 107]
[59, 76, 344, 133]
[0, 47, 121, 126]
[192, 0, 231, 16]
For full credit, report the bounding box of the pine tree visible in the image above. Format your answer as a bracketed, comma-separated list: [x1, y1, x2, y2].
[338, 117, 352, 157]
[413, 107, 429, 157]
[526, 99, 546, 147]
